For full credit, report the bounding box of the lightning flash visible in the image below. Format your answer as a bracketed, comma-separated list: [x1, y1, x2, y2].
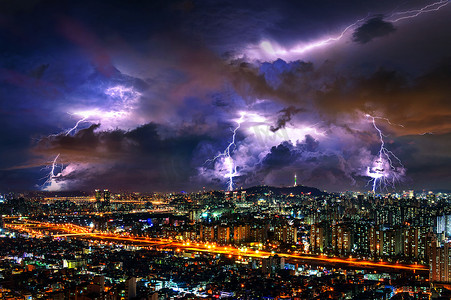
[206, 113, 245, 191]
[250, 0, 449, 59]
[365, 114, 405, 193]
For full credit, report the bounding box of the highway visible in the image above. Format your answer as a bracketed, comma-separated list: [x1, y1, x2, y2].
[5, 220, 428, 273]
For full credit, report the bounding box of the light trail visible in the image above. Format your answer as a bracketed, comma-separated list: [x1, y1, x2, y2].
[6, 220, 427, 272]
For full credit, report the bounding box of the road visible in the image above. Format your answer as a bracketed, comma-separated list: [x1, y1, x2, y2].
[5, 220, 428, 273]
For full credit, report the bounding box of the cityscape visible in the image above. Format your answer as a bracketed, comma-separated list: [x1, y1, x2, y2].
[1, 0, 451, 299]
[1, 186, 451, 299]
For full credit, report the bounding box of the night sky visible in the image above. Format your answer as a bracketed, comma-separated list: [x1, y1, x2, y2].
[1, 0, 450, 193]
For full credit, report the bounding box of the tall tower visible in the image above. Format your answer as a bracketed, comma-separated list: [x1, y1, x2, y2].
[294, 174, 297, 187]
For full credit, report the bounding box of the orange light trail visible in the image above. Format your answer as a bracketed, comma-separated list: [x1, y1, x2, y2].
[6, 220, 428, 272]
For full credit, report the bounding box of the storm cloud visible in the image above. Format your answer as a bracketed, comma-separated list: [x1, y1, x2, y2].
[0, 0, 450, 192]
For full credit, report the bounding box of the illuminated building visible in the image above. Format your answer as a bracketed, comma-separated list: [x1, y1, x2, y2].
[103, 189, 111, 203]
[353, 222, 369, 254]
[430, 243, 451, 282]
[200, 225, 215, 242]
[95, 189, 102, 202]
[382, 228, 403, 257]
[369, 226, 383, 257]
[182, 230, 197, 241]
[233, 224, 250, 244]
[250, 224, 268, 243]
[310, 223, 326, 253]
[225, 191, 231, 201]
[189, 209, 201, 223]
[216, 225, 230, 244]
[233, 191, 238, 202]
[275, 225, 297, 244]
[403, 227, 419, 259]
[436, 214, 451, 237]
[331, 223, 352, 255]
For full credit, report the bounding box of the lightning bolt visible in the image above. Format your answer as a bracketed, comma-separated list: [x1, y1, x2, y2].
[254, 0, 449, 58]
[387, 0, 449, 22]
[206, 113, 245, 191]
[290, 17, 367, 55]
[40, 85, 140, 191]
[64, 115, 89, 136]
[365, 114, 405, 193]
[41, 154, 62, 190]
[41, 114, 91, 190]
[258, 17, 367, 57]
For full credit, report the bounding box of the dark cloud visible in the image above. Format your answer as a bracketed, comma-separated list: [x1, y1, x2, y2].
[315, 62, 451, 135]
[352, 16, 396, 44]
[270, 106, 305, 132]
[30, 123, 211, 191]
[0, 0, 450, 192]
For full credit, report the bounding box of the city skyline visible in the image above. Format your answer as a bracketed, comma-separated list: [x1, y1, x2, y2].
[1, 0, 451, 193]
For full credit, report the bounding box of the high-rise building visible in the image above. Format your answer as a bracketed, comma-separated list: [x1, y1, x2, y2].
[436, 215, 451, 237]
[310, 223, 326, 253]
[126, 277, 136, 300]
[200, 225, 215, 242]
[216, 225, 230, 244]
[250, 224, 268, 243]
[95, 189, 102, 202]
[331, 223, 352, 255]
[233, 224, 250, 244]
[403, 227, 419, 259]
[103, 189, 110, 203]
[430, 242, 451, 282]
[369, 226, 383, 257]
[275, 225, 297, 244]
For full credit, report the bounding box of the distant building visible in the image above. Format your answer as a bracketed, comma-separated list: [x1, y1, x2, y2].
[241, 191, 246, 202]
[103, 189, 111, 203]
[95, 189, 102, 202]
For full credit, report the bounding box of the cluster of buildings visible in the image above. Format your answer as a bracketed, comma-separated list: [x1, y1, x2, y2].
[1, 187, 451, 299]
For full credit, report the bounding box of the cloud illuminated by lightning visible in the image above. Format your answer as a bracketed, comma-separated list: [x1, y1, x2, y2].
[41, 85, 142, 191]
[244, 0, 449, 60]
[41, 154, 63, 191]
[205, 113, 246, 191]
[365, 114, 405, 193]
